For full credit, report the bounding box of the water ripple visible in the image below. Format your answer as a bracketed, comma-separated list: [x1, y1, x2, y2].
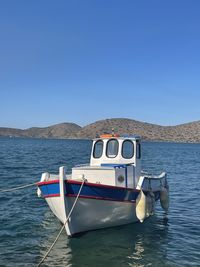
[0, 138, 200, 266]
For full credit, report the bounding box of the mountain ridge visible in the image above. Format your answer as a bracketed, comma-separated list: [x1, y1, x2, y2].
[0, 118, 200, 143]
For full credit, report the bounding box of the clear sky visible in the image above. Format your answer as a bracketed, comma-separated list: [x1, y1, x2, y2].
[0, 0, 200, 128]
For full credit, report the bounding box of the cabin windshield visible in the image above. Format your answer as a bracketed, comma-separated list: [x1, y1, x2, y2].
[93, 140, 103, 158]
[122, 140, 134, 159]
[106, 139, 119, 158]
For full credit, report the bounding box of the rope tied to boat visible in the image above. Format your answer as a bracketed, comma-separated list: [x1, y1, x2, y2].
[0, 182, 37, 193]
[37, 178, 86, 267]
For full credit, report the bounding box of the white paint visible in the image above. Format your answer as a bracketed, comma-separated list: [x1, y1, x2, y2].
[37, 135, 169, 235]
[47, 196, 138, 235]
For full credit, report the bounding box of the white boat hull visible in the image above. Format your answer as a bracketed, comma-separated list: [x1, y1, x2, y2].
[37, 169, 167, 236]
[46, 196, 138, 235]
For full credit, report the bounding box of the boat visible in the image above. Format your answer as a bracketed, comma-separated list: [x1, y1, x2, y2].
[37, 134, 169, 236]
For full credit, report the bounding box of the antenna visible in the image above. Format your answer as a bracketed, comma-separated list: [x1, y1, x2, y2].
[112, 128, 115, 136]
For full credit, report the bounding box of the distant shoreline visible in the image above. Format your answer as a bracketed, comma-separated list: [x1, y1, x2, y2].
[1, 136, 200, 144]
[1, 118, 200, 143]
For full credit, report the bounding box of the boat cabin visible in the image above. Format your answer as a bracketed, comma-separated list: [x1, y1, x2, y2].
[71, 134, 142, 189]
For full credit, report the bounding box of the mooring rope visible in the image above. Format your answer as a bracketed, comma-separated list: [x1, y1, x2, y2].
[37, 178, 85, 267]
[0, 182, 37, 193]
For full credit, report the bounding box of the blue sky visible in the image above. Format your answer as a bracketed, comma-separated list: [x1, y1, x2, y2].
[0, 0, 200, 128]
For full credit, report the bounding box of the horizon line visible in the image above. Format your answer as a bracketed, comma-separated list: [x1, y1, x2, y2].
[0, 117, 199, 130]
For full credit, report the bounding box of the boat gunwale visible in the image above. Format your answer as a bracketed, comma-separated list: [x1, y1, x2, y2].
[37, 179, 141, 192]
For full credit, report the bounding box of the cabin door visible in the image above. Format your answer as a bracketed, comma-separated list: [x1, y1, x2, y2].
[127, 165, 135, 188]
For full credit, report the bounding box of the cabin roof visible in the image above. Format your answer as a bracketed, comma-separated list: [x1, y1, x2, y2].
[93, 134, 141, 141]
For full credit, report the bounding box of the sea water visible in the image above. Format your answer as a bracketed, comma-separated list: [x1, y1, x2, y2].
[0, 138, 200, 267]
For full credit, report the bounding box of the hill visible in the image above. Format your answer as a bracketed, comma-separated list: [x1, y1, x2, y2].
[0, 118, 200, 142]
[0, 123, 81, 139]
[77, 118, 200, 142]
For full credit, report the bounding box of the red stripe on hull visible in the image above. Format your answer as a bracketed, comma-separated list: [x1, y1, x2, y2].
[43, 193, 136, 203]
[37, 179, 59, 186]
[67, 194, 136, 203]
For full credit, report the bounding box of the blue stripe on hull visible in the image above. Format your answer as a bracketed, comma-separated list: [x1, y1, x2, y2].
[40, 183, 59, 196]
[67, 183, 139, 202]
[39, 182, 140, 202]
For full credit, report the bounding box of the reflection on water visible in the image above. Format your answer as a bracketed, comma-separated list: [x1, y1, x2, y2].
[1, 139, 200, 267]
[39, 210, 171, 267]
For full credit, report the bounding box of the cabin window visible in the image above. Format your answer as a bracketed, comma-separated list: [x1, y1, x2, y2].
[122, 140, 134, 159]
[93, 140, 103, 158]
[136, 142, 141, 159]
[106, 139, 119, 158]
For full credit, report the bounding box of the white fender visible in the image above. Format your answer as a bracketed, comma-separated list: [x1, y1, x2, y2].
[136, 190, 147, 223]
[160, 186, 169, 212]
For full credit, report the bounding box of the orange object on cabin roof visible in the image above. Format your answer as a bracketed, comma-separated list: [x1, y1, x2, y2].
[100, 134, 120, 138]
